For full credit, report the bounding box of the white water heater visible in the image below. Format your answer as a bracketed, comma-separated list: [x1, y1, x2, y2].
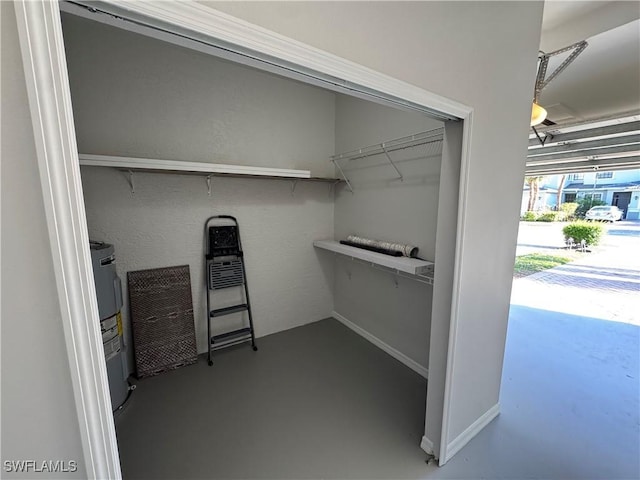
[90, 241, 129, 412]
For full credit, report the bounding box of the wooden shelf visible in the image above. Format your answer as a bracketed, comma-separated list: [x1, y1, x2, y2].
[313, 240, 434, 283]
[79, 154, 341, 183]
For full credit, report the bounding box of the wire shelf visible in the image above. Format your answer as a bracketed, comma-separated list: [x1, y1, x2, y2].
[330, 128, 444, 191]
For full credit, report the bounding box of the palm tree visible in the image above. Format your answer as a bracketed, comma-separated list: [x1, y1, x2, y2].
[556, 174, 566, 208]
[525, 176, 546, 211]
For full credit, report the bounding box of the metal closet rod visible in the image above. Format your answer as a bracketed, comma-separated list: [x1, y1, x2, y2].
[331, 127, 444, 162]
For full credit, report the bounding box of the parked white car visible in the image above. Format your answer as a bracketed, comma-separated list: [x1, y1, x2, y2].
[585, 205, 623, 222]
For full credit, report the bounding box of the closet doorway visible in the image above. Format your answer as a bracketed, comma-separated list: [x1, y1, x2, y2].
[15, 1, 472, 475]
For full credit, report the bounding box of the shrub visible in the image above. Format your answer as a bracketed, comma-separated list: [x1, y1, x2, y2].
[536, 212, 565, 222]
[562, 221, 604, 246]
[522, 211, 537, 221]
[559, 202, 578, 220]
[536, 212, 556, 222]
[575, 198, 606, 218]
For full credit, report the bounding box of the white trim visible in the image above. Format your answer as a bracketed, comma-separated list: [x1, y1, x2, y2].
[64, 1, 469, 121]
[14, 2, 121, 478]
[438, 113, 474, 465]
[332, 312, 429, 379]
[18, 1, 475, 474]
[443, 403, 500, 463]
[420, 436, 435, 456]
[79, 154, 311, 178]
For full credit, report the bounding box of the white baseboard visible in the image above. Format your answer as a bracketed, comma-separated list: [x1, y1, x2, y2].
[444, 403, 500, 463]
[332, 311, 428, 379]
[420, 435, 435, 455]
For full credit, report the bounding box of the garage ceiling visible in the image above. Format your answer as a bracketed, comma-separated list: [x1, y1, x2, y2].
[526, 1, 640, 175]
[527, 115, 640, 175]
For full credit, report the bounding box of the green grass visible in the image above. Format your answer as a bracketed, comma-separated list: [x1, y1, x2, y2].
[514, 253, 572, 278]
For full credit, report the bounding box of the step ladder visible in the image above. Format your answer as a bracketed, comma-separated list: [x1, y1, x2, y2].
[204, 215, 257, 366]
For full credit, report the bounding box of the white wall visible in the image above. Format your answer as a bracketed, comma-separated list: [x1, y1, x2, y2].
[331, 94, 442, 369]
[62, 13, 336, 365]
[206, 0, 543, 459]
[81, 168, 334, 359]
[61, 12, 336, 178]
[1, 2, 86, 477]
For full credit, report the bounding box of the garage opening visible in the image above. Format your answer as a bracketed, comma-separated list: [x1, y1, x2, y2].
[505, 114, 640, 480]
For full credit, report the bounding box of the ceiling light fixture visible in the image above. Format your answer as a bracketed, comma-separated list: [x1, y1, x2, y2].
[530, 102, 548, 127]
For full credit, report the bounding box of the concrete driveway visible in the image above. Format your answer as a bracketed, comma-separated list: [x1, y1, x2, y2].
[513, 220, 640, 325]
[511, 220, 640, 325]
[502, 220, 640, 479]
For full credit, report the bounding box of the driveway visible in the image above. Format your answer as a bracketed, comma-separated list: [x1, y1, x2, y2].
[512, 220, 640, 325]
[516, 219, 640, 257]
[502, 220, 639, 479]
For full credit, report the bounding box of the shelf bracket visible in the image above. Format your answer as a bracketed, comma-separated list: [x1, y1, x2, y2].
[206, 175, 212, 197]
[381, 143, 403, 181]
[290, 179, 299, 195]
[126, 170, 135, 194]
[331, 159, 354, 193]
[328, 179, 341, 195]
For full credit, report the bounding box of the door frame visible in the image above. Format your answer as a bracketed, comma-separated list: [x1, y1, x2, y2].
[612, 191, 632, 218]
[14, 1, 474, 476]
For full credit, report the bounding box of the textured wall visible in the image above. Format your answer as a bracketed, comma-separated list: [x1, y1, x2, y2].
[331, 94, 443, 369]
[61, 12, 338, 369]
[61, 12, 336, 178]
[1, 3, 86, 477]
[81, 168, 335, 366]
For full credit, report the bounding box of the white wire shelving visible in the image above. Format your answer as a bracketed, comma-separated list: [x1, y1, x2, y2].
[330, 128, 444, 192]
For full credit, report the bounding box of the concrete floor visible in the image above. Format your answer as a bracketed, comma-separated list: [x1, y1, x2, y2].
[115, 319, 431, 479]
[504, 221, 639, 479]
[116, 227, 640, 480]
[116, 310, 639, 479]
[423, 306, 638, 480]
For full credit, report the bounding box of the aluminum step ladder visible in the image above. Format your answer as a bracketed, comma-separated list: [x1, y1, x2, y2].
[204, 215, 257, 366]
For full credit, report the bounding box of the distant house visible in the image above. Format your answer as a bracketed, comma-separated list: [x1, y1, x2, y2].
[522, 169, 640, 219]
[521, 176, 561, 213]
